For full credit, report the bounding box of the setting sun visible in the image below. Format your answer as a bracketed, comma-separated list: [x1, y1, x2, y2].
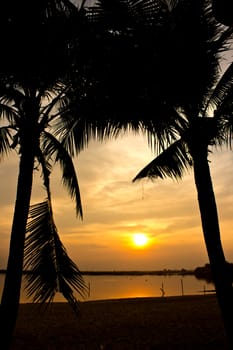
[132, 233, 149, 248]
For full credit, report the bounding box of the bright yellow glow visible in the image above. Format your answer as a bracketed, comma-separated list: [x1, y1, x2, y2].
[132, 233, 149, 248]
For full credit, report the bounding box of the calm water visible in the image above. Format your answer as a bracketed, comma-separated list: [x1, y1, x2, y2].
[0, 273, 214, 303]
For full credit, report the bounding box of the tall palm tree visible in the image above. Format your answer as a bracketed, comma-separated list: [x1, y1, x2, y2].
[0, 1, 171, 347]
[64, 2, 233, 347]
[0, 81, 88, 349]
[0, 1, 91, 348]
[132, 1, 233, 347]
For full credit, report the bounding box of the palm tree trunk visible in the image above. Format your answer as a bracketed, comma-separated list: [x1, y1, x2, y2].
[193, 150, 233, 349]
[0, 146, 35, 350]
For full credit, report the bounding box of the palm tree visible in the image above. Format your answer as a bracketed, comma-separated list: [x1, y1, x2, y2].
[62, 1, 233, 346]
[0, 0, 169, 348]
[132, 1, 233, 347]
[0, 1, 91, 348]
[0, 2, 170, 346]
[0, 81, 88, 350]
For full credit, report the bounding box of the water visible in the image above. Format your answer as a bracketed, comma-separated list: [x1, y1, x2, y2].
[0, 273, 214, 303]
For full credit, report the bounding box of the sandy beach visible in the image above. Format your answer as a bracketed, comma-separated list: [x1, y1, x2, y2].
[11, 295, 228, 350]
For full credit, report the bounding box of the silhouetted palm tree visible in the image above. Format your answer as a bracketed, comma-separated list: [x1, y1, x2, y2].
[132, 1, 233, 347]
[0, 80, 88, 350]
[0, 1, 90, 348]
[51, 0, 233, 347]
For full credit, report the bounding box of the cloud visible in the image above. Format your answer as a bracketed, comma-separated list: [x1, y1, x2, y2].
[1, 133, 233, 270]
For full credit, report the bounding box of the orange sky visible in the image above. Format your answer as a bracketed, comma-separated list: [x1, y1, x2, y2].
[1, 131, 233, 271]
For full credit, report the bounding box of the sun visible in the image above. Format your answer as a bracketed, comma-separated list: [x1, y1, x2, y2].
[132, 233, 149, 248]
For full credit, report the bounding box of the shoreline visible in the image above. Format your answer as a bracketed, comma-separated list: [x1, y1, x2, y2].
[19, 293, 216, 305]
[12, 295, 228, 349]
[0, 269, 195, 276]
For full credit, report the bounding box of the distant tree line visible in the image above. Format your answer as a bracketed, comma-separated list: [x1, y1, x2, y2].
[194, 263, 233, 283]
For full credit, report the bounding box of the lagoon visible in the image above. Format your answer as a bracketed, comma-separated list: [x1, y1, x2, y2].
[0, 273, 214, 303]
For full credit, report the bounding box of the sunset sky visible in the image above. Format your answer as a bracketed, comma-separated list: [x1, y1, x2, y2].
[1, 131, 233, 271]
[1, 0, 233, 272]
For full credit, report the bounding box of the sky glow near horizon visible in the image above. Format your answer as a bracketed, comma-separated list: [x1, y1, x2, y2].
[1, 131, 233, 271]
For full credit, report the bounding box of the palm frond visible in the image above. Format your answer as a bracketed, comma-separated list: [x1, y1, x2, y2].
[39, 83, 69, 126]
[87, 0, 168, 27]
[133, 139, 192, 182]
[41, 131, 83, 218]
[24, 200, 87, 313]
[0, 127, 14, 160]
[35, 147, 53, 191]
[0, 86, 25, 109]
[0, 102, 19, 125]
[143, 105, 189, 154]
[56, 87, 189, 157]
[197, 3, 233, 114]
[218, 116, 233, 148]
[205, 62, 233, 115]
[52, 111, 92, 156]
[214, 92, 233, 148]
